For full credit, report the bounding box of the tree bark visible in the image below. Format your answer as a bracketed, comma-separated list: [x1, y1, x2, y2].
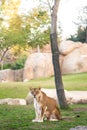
[50, 0, 68, 108]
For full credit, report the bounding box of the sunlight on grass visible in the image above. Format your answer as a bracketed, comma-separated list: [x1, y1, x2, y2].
[0, 73, 87, 98]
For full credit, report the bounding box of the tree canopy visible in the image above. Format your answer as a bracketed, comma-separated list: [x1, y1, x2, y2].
[0, 0, 51, 68]
[68, 6, 87, 43]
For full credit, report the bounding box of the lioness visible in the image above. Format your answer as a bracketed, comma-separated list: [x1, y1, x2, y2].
[30, 87, 61, 122]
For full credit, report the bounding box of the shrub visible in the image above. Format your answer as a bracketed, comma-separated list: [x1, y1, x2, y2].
[11, 56, 27, 70]
[1, 55, 27, 70]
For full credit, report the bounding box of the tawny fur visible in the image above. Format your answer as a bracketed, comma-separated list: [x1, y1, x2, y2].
[30, 87, 61, 122]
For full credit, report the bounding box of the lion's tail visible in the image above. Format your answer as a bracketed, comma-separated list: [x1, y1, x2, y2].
[61, 115, 80, 120]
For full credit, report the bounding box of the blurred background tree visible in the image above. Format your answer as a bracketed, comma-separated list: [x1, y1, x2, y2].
[0, 0, 51, 69]
[0, 0, 63, 70]
[68, 6, 87, 43]
[0, 0, 28, 69]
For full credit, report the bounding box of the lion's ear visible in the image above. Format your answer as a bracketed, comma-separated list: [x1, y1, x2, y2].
[38, 87, 41, 90]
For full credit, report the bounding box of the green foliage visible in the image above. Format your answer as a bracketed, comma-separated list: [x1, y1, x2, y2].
[0, 1, 63, 63]
[68, 6, 87, 43]
[68, 26, 86, 43]
[11, 56, 27, 70]
[0, 28, 28, 49]
[1, 63, 11, 70]
[0, 55, 27, 70]
[26, 8, 50, 48]
[0, 0, 28, 66]
[28, 28, 50, 48]
[0, 3, 51, 66]
[77, 26, 86, 43]
[0, 0, 25, 47]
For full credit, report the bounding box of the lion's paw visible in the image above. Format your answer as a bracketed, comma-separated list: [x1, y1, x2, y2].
[32, 119, 38, 122]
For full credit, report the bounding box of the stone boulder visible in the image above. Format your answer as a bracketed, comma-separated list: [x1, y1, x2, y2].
[23, 41, 87, 80]
[23, 53, 54, 80]
[0, 69, 23, 82]
[70, 126, 87, 130]
[0, 98, 26, 105]
[59, 40, 82, 55]
[61, 44, 87, 74]
[0, 69, 14, 82]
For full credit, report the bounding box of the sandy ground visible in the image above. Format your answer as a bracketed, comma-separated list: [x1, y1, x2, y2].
[42, 89, 87, 99]
[41, 89, 87, 104]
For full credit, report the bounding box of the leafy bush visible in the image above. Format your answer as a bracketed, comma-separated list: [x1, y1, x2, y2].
[2, 63, 12, 70]
[1, 55, 27, 70]
[11, 56, 27, 70]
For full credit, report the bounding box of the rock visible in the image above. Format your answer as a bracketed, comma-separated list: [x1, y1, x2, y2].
[7, 98, 26, 105]
[0, 69, 14, 82]
[23, 53, 54, 80]
[23, 79, 29, 82]
[0, 41, 87, 81]
[0, 98, 26, 105]
[66, 91, 87, 104]
[59, 40, 82, 55]
[0, 98, 11, 104]
[70, 126, 87, 130]
[42, 44, 51, 53]
[0, 69, 23, 82]
[61, 44, 87, 74]
[26, 92, 33, 104]
[23, 41, 87, 79]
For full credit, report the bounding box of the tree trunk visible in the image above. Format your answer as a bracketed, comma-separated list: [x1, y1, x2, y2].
[50, 0, 68, 109]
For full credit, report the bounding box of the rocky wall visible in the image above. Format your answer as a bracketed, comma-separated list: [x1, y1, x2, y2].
[0, 69, 23, 82]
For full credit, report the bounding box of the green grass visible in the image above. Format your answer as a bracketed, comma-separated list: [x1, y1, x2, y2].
[0, 104, 87, 130]
[0, 72, 87, 99]
[63, 73, 87, 90]
[0, 73, 87, 130]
